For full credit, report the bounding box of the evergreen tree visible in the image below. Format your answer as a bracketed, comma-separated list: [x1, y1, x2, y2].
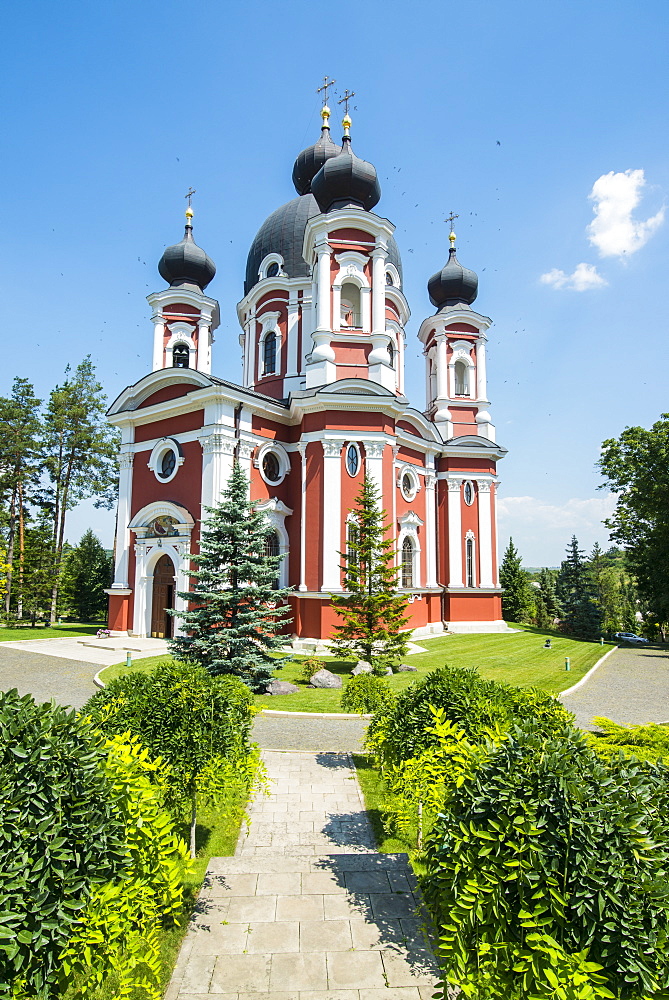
[21, 517, 57, 625]
[60, 529, 113, 622]
[329, 476, 411, 673]
[557, 535, 602, 640]
[536, 567, 560, 627]
[169, 462, 292, 691]
[499, 538, 532, 624]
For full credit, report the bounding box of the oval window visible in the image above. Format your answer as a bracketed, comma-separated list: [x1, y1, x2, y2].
[262, 452, 281, 483]
[346, 444, 359, 477]
[266, 262, 280, 278]
[464, 481, 474, 505]
[159, 450, 176, 480]
[401, 472, 415, 500]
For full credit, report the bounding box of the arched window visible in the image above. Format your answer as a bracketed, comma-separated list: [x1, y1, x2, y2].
[401, 537, 414, 589]
[387, 341, 394, 368]
[172, 344, 190, 368]
[454, 360, 469, 396]
[340, 281, 361, 327]
[264, 530, 280, 589]
[346, 519, 358, 577]
[263, 332, 276, 375]
[466, 536, 475, 588]
[266, 262, 279, 278]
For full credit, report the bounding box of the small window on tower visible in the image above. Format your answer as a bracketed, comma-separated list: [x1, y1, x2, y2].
[464, 481, 474, 506]
[454, 360, 469, 396]
[346, 444, 359, 477]
[466, 536, 475, 588]
[387, 341, 395, 368]
[386, 272, 394, 286]
[173, 344, 190, 368]
[266, 262, 280, 278]
[263, 332, 276, 375]
[401, 537, 414, 589]
[262, 451, 280, 483]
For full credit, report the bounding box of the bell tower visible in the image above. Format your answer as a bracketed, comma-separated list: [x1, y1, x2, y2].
[147, 194, 220, 375]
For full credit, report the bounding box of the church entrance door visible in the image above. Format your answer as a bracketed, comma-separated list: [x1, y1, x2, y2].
[151, 554, 175, 638]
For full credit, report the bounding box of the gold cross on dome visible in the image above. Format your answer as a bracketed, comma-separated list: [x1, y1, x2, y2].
[445, 211, 459, 233]
[317, 76, 336, 105]
[338, 89, 356, 116]
[185, 187, 196, 208]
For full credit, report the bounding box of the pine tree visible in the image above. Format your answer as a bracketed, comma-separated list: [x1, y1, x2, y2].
[499, 538, 532, 624]
[329, 476, 411, 673]
[60, 529, 113, 622]
[169, 462, 292, 691]
[557, 535, 602, 640]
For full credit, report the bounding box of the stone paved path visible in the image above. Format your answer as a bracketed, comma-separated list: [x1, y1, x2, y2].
[166, 750, 440, 999]
[560, 645, 669, 730]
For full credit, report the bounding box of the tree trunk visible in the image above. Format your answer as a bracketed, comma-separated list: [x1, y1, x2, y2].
[50, 456, 74, 624]
[17, 478, 25, 619]
[4, 489, 17, 616]
[190, 790, 198, 859]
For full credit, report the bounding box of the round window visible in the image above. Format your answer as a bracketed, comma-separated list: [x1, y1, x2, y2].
[386, 272, 394, 286]
[159, 450, 176, 480]
[262, 451, 281, 483]
[266, 262, 280, 277]
[464, 481, 474, 506]
[401, 472, 415, 500]
[346, 444, 359, 477]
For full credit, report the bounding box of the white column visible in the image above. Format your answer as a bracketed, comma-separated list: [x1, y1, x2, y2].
[301, 292, 313, 370]
[447, 478, 463, 587]
[197, 319, 211, 374]
[391, 445, 399, 569]
[424, 472, 438, 587]
[200, 433, 236, 509]
[321, 440, 343, 591]
[477, 480, 494, 587]
[316, 243, 331, 330]
[476, 336, 487, 401]
[360, 286, 372, 333]
[151, 312, 165, 371]
[298, 443, 307, 591]
[436, 334, 448, 399]
[287, 294, 299, 376]
[111, 451, 134, 588]
[371, 247, 386, 334]
[364, 441, 385, 501]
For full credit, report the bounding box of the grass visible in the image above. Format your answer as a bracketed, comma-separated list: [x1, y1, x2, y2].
[0, 621, 105, 642]
[352, 752, 413, 854]
[97, 626, 615, 712]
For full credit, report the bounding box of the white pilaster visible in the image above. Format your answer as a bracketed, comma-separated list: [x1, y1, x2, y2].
[237, 441, 254, 488]
[316, 242, 331, 330]
[111, 451, 134, 588]
[298, 443, 307, 591]
[152, 312, 165, 371]
[364, 441, 385, 501]
[200, 433, 236, 509]
[360, 286, 372, 333]
[447, 478, 463, 587]
[197, 319, 211, 374]
[371, 247, 386, 334]
[425, 472, 438, 587]
[477, 480, 494, 587]
[322, 440, 343, 591]
[436, 334, 448, 398]
[476, 335, 487, 401]
[286, 293, 299, 376]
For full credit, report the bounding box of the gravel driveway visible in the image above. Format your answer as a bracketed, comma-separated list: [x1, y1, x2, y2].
[560, 644, 669, 730]
[0, 645, 100, 710]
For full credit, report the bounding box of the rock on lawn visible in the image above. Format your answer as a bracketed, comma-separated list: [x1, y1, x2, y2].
[309, 668, 343, 689]
[352, 661, 373, 675]
[266, 679, 300, 695]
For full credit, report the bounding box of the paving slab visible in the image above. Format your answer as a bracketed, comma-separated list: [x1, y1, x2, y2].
[166, 751, 441, 999]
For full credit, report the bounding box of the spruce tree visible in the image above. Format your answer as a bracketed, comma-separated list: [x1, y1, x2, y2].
[329, 476, 411, 673]
[499, 537, 532, 624]
[557, 535, 602, 640]
[169, 462, 292, 691]
[60, 529, 112, 621]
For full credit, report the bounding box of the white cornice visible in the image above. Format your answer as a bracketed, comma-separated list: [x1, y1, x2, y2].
[236, 275, 309, 325]
[417, 307, 492, 345]
[302, 208, 396, 266]
[147, 288, 220, 330]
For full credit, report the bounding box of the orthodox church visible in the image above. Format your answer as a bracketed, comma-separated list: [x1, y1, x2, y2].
[106, 100, 508, 642]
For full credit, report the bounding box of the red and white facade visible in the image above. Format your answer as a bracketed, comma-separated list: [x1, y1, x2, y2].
[106, 125, 507, 642]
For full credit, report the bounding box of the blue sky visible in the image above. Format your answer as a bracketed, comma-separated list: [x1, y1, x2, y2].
[2, 0, 667, 566]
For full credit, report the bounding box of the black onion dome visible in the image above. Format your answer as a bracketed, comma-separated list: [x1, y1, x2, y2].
[427, 246, 478, 309]
[310, 136, 381, 213]
[292, 125, 341, 195]
[158, 221, 216, 291]
[244, 194, 320, 295]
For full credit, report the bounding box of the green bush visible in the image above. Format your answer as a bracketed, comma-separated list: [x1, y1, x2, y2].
[367, 665, 572, 765]
[341, 674, 394, 715]
[299, 656, 326, 682]
[0, 690, 126, 997]
[586, 716, 669, 764]
[82, 660, 256, 857]
[422, 721, 669, 1000]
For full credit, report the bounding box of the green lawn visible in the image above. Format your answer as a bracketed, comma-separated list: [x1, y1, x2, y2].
[0, 622, 105, 642]
[96, 626, 614, 713]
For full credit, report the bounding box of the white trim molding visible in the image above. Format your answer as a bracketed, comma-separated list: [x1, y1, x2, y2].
[255, 440, 291, 486]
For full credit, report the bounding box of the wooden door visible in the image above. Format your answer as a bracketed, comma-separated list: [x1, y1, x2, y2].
[151, 554, 175, 638]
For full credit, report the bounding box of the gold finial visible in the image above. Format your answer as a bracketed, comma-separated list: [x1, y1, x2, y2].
[321, 104, 331, 125]
[342, 112, 352, 137]
[185, 187, 196, 222]
[446, 211, 459, 248]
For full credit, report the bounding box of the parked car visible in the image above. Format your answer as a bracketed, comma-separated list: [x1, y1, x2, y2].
[613, 632, 649, 644]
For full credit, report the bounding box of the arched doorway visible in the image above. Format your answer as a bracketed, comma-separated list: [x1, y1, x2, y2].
[151, 554, 175, 638]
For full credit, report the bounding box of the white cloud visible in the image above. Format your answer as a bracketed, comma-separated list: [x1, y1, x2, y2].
[587, 168, 664, 258]
[540, 262, 607, 291]
[497, 494, 617, 566]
